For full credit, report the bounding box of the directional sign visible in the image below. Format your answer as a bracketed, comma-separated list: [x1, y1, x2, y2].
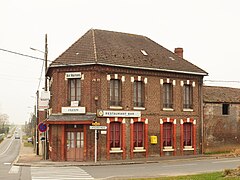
[90, 126, 107, 130]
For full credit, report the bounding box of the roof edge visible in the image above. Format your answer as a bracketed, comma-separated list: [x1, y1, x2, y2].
[49, 62, 208, 76]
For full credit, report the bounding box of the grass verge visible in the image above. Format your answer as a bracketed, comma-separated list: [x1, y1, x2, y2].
[132, 171, 240, 180]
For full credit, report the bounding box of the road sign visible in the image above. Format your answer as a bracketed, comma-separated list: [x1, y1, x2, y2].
[38, 123, 47, 132]
[90, 126, 107, 130]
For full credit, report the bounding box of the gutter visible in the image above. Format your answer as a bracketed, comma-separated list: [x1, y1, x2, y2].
[49, 62, 208, 76]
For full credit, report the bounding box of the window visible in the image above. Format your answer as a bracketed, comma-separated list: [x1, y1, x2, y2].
[110, 79, 122, 106]
[163, 122, 173, 147]
[183, 84, 193, 109]
[183, 123, 192, 146]
[222, 104, 229, 115]
[133, 81, 145, 107]
[133, 122, 144, 147]
[163, 83, 173, 108]
[110, 122, 121, 148]
[69, 78, 81, 105]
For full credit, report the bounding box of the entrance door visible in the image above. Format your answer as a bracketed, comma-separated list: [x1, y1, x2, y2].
[66, 131, 84, 161]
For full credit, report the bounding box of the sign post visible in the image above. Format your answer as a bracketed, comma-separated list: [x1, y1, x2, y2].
[94, 129, 97, 163]
[89, 123, 107, 163]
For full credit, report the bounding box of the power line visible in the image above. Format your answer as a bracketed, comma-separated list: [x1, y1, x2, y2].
[204, 80, 240, 83]
[0, 47, 71, 66]
[0, 48, 50, 62]
[0, 47, 47, 90]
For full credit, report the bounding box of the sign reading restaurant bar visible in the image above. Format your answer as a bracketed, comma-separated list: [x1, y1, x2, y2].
[65, 72, 81, 79]
[97, 110, 141, 117]
[62, 107, 86, 114]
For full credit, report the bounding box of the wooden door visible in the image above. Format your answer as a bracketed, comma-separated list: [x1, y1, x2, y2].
[66, 131, 84, 161]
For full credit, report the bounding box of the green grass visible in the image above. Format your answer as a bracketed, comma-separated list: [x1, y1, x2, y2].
[22, 135, 28, 141]
[132, 172, 240, 180]
[204, 151, 231, 155]
[24, 141, 33, 147]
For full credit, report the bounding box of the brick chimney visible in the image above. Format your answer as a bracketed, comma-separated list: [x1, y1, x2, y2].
[174, 48, 183, 58]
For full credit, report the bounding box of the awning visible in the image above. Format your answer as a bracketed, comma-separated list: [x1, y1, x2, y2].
[46, 114, 96, 124]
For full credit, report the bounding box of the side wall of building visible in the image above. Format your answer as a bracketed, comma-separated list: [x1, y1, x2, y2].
[203, 103, 240, 153]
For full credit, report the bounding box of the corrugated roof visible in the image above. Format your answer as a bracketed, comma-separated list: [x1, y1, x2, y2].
[50, 29, 207, 76]
[203, 86, 240, 103]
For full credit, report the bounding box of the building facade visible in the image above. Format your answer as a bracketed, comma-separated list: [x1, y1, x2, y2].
[46, 29, 207, 161]
[203, 86, 240, 153]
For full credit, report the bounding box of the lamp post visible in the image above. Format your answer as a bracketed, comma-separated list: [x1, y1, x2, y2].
[30, 34, 48, 160]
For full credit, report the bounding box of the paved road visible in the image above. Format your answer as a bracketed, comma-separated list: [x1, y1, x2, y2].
[81, 157, 240, 179]
[0, 127, 30, 180]
[2, 128, 240, 179]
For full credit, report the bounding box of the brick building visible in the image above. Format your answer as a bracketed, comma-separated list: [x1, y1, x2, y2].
[46, 29, 207, 161]
[203, 86, 240, 153]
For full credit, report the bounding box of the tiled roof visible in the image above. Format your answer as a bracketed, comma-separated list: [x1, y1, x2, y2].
[203, 86, 240, 103]
[50, 29, 207, 76]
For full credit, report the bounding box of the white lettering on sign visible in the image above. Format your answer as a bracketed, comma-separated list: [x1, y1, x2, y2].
[61, 107, 86, 114]
[65, 72, 81, 79]
[97, 110, 141, 117]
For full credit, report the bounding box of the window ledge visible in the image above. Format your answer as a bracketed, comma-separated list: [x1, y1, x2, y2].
[163, 108, 174, 111]
[133, 107, 145, 111]
[163, 146, 174, 152]
[133, 147, 146, 152]
[183, 148, 194, 151]
[183, 108, 193, 112]
[110, 148, 123, 153]
[133, 149, 146, 153]
[110, 106, 123, 110]
[183, 146, 194, 151]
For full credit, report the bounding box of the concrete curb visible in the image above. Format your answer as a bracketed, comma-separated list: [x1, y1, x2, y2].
[13, 154, 222, 167]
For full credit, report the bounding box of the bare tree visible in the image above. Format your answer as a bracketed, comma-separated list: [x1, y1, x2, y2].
[0, 113, 9, 134]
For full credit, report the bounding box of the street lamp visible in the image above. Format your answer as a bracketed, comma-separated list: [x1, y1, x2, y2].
[30, 47, 45, 54]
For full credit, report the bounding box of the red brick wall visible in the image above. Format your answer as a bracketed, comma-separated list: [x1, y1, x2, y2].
[48, 65, 203, 161]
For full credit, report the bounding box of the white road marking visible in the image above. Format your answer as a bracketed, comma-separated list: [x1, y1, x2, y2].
[212, 159, 240, 164]
[0, 138, 14, 156]
[4, 162, 11, 165]
[9, 165, 20, 174]
[31, 166, 94, 180]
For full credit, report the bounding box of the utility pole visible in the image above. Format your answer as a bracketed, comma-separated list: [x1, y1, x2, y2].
[30, 34, 48, 158]
[45, 34, 48, 91]
[36, 90, 39, 155]
[44, 34, 48, 160]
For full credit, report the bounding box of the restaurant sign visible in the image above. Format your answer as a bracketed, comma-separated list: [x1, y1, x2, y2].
[97, 110, 141, 118]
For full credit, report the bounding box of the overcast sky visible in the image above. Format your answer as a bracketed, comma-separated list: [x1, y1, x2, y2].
[0, 0, 240, 124]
